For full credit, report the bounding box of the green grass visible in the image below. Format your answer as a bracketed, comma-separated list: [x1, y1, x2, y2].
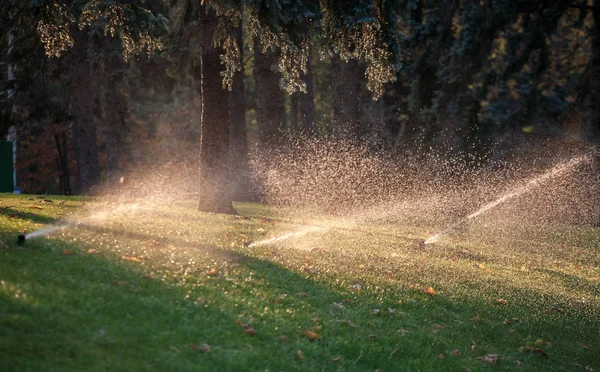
[1, 193, 598, 371]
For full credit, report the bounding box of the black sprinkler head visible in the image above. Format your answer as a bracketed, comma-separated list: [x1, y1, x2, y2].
[17, 234, 25, 246]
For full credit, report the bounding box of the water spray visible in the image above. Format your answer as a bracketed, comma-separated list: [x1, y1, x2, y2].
[424, 154, 592, 245]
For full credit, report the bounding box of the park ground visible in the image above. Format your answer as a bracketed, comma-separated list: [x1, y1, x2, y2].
[0, 193, 599, 371]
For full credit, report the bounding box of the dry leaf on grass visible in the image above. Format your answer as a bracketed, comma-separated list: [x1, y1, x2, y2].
[122, 256, 141, 263]
[244, 327, 257, 336]
[450, 349, 461, 356]
[298, 330, 320, 340]
[423, 287, 437, 295]
[189, 343, 211, 353]
[61, 249, 73, 256]
[497, 298, 508, 305]
[477, 354, 499, 365]
[296, 350, 304, 359]
[195, 296, 206, 305]
[208, 268, 218, 276]
[331, 355, 342, 362]
[277, 335, 289, 343]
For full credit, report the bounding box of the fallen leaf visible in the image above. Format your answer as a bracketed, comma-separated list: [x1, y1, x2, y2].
[112, 280, 130, 286]
[438, 354, 445, 359]
[497, 298, 508, 305]
[344, 299, 354, 305]
[122, 256, 141, 263]
[208, 268, 218, 276]
[87, 249, 100, 255]
[352, 284, 362, 291]
[331, 355, 342, 362]
[433, 324, 444, 329]
[337, 320, 356, 329]
[368, 334, 377, 339]
[189, 343, 211, 353]
[298, 330, 320, 341]
[423, 287, 437, 296]
[477, 354, 499, 365]
[371, 309, 381, 316]
[332, 302, 345, 309]
[396, 328, 409, 334]
[277, 335, 289, 343]
[195, 296, 206, 305]
[29, 205, 44, 209]
[585, 366, 594, 372]
[296, 292, 308, 297]
[312, 318, 321, 324]
[61, 249, 73, 256]
[471, 341, 477, 351]
[450, 349, 461, 356]
[296, 350, 304, 359]
[244, 327, 257, 336]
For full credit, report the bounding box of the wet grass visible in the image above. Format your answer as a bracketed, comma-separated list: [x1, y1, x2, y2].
[0, 194, 598, 371]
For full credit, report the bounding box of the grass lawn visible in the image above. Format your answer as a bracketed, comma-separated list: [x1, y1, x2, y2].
[1, 193, 598, 371]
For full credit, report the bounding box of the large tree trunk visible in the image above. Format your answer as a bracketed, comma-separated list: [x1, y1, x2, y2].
[331, 57, 361, 141]
[69, 26, 100, 194]
[253, 36, 286, 148]
[229, 20, 251, 201]
[197, 8, 236, 214]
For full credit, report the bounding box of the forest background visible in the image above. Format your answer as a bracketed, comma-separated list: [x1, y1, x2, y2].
[0, 0, 598, 211]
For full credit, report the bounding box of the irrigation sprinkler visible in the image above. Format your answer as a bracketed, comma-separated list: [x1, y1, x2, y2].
[17, 234, 25, 246]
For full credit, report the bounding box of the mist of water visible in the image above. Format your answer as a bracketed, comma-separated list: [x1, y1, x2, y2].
[423, 154, 593, 244]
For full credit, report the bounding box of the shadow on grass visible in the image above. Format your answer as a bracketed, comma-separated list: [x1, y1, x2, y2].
[0, 207, 57, 225]
[2, 214, 599, 371]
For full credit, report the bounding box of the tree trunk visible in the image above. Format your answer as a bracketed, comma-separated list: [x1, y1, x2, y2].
[298, 45, 317, 136]
[331, 57, 361, 141]
[253, 36, 286, 148]
[54, 131, 71, 195]
[229, 20, 251, 201]
[290, 93, 300, 136]
[102, 49, 127, 184]
[69, 26, 100, 194]
[590, 0, 600, 141]
[197, 8, 236, 214]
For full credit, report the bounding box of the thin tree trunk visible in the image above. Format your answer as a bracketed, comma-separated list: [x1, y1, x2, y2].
[229, 19, 250, 201]
[290, 93, 299, 136]
[331, 57, 361, 141]
[590, 0, 600, 141]
[253, 36, 286, 148]
[297, 23, 316, 136]
[103, 50, 127, 184]
[69, 26, 99, 194]
[54, 132, 71, 195]
[298, 41, 316, 136]
[197, 7, 235, 214]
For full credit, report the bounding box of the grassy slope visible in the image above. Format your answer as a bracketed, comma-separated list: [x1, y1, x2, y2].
[0, 193, 598, 371]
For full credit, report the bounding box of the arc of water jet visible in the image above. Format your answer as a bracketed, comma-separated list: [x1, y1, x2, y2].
[248, 226, 327, 247]
[424, 154, 592, 245]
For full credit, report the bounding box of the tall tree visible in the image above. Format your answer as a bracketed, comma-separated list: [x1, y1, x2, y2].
[296, 23, 317, 136]
[229, 15, 251, 201]
[68, 25, 100, 193]
[331, 57, 362, 140]
[253, 36, 286, 147]
[197, 6, 236, 213]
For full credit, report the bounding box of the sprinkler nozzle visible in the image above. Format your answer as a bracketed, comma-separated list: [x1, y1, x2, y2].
[17, 234, 26, 246]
